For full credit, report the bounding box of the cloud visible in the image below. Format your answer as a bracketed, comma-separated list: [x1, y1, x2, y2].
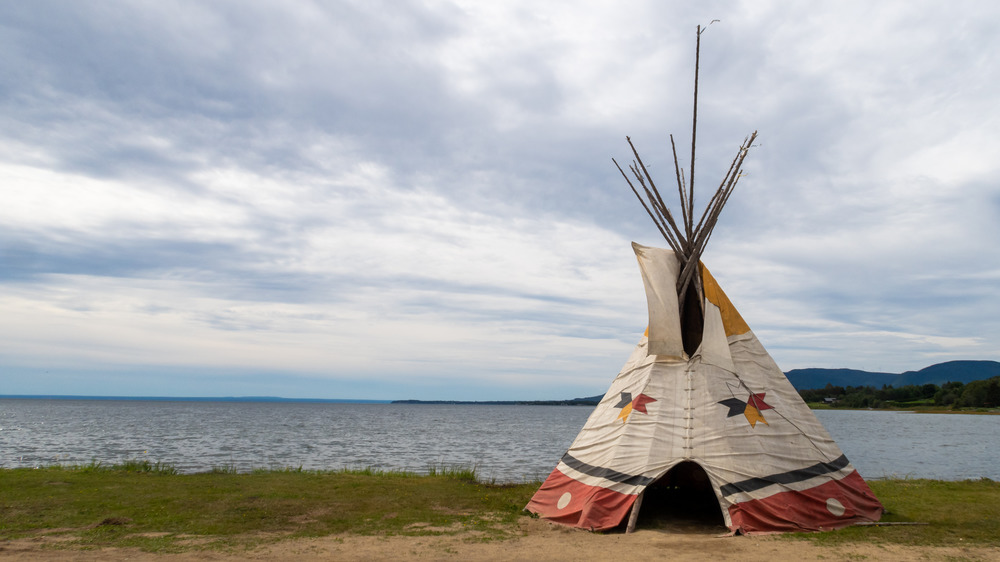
[2, 0, 999, 399]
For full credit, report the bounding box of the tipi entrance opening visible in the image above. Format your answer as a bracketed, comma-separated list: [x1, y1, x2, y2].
[631, 461, 725, 532]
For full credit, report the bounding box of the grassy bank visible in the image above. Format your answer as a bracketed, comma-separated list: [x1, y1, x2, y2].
[806, 402, 1000, 414]
[0, 463, 536, 553]
[1, 463, 998, 554]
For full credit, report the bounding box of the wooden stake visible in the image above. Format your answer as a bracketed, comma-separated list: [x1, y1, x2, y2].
[615, 24, 756, 342]
[688, 25, 702, 242]
[854, 521, 929, 527]
[670, 134, 689, 236]
[614, 158, 680, 254]
[626, 491, 644, 533]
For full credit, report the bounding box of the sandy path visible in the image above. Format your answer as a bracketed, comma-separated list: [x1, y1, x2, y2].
[3, 518, 999, 561]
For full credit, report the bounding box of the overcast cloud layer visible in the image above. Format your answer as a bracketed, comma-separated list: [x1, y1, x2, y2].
[2, 1, 998, 400]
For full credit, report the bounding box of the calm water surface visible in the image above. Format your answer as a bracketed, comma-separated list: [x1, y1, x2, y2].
[1, 400, 997, 481]
[813, 409, 999, 480]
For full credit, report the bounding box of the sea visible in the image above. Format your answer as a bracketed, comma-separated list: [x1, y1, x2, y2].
[1, 399, 998, 482]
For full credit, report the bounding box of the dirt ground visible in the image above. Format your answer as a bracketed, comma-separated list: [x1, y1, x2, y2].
[4, 517, 1000, 561]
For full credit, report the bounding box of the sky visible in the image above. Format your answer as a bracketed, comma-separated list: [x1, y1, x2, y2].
[2, 1, 998, 401]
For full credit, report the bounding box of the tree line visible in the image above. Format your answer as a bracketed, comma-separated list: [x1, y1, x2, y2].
[798, 376, 1000, 409]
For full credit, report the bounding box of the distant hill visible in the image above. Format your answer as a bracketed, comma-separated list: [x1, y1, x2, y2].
[388, 361, 1000, 405]
[785, 360, 1000, 390]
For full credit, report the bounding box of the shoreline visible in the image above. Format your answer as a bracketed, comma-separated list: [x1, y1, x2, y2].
[4, 394, 998, 414]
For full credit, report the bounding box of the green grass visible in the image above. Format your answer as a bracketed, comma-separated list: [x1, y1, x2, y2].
[786, 478, 1000, 548]
[806, 402, 834, 409]
[74, 458, 180, 474]
[0, 463, 537, 553]
[2, 465, 998, 554]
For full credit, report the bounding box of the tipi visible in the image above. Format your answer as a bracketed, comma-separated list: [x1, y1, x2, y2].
[525, 27, 883, 535]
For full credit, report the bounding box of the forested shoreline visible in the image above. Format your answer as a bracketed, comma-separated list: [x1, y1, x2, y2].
[798, 376, 1000, 409]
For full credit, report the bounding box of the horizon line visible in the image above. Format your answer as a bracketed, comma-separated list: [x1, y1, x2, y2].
[0, 394, 393, 404]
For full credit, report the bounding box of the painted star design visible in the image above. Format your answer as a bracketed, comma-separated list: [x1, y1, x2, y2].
[747, 392, 773, 412]
[718, 384, 773, 428]
[718, 397, 747, 417]
[615, 391, 656, 422]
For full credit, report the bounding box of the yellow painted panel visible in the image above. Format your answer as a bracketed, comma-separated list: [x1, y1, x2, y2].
[700, 263, 751, 337]
[743, 405, 769, 428]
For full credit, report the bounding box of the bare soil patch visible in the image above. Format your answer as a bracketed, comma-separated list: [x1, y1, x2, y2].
[3, 518, 999, 561]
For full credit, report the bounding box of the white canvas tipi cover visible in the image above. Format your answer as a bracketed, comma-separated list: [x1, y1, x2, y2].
[526, 243, 883, 534]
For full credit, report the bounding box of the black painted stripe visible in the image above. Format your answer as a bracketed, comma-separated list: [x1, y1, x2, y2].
[560, 453, 656, 487]
[719, 454, 852, 498]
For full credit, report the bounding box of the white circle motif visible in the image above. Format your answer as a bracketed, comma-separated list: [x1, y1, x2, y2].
[557, 492, 572, 509]
[826, 497, 846, 517]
